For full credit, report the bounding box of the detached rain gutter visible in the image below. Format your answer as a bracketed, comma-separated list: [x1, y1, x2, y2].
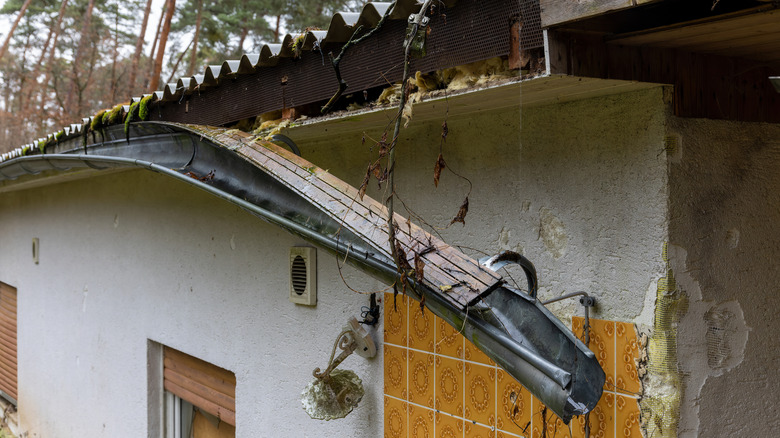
[0, 122, 605, 422]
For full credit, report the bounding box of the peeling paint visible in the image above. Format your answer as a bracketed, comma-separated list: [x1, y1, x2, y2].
[538, 207, 567, 259]
[640, 243, 686, 438]
[669, 245, 750, 437]
[725, 228, 739, 250]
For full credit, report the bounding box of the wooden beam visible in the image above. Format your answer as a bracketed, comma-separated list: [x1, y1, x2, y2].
[546, 30, 780, 123]
[541, 0, 661, 28]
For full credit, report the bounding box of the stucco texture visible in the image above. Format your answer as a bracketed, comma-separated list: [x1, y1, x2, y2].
[0, 170, 385, 437]
[303, 87, 669, 326]
[668, 117, 780, 437]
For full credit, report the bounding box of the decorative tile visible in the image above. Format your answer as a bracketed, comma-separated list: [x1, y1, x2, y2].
[385, 396, 407, 438]
[408, 404, 434, 438]
[571, 316, 588, 343]
[584, 392, 615, 438]
[408, 350, 435, 408]
[465, 338, 493, 365]
[408, 304, 435, 352]
[465, 421, 496, 438]
[436, 316, 464, 359]
[615, 322, 642, 395]
[436, 411, 464, 438]
[570, 397, 612, 438]
[435, 356, 464, 417]
[574, 316, 616, 391]
[616, 394, 642, 437]
[464, 363, 496, 427]
[384, 292, 408, 347]
[384, 344, 407, 400]
[531, 397, 567, 438]
[496, 369, 532, 436]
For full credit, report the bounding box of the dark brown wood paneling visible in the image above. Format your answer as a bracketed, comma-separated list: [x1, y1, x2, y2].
[163, 347, 236, 426]
[0, 282, 17, 402]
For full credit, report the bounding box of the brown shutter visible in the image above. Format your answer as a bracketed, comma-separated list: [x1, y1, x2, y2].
[163, 346, 236, 426]
[0, 282, 17, 403]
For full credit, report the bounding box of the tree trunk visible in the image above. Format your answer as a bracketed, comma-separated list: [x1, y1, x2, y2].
[148, 0, 176, 92]
[274, 15, 281, 43]
[37, 0, 69, 126]
[110, 4, 120, 102]
[0, 0, 33, 61]
[22, 0, 66, 114]
[128, 0, 154, 97]
[187, 0, 203, 76]
[167, 38, 193, 83]
[237, 27, 249, 56]
[145, 0, 167, 88]
[67, 0, 96, 117]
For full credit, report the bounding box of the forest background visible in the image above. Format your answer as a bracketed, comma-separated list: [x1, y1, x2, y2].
[0, 0, 365, 153]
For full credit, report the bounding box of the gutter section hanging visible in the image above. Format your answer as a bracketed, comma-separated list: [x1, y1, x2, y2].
[0, 122, 605, 422]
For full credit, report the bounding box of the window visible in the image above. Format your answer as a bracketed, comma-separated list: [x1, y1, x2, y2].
[0, 282, 17, 405]
[163, 346, 236, 438]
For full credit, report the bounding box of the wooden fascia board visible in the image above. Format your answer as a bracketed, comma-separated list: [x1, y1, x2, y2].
[541, 0, 662, 28]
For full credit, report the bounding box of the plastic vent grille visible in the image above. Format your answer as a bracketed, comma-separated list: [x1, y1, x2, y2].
[152, 0, 542, 127]
[291, 255, 308, 295]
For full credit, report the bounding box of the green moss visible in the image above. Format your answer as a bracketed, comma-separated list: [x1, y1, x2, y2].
[91, 109, 107, 131]
[107, 104, 124, 125]
[54, 130, 64, 141]
[124, 101, 140, 136]
[138, 95, 153, 121]
[21, 146, 30, 156]
[41, 137, 56, 154]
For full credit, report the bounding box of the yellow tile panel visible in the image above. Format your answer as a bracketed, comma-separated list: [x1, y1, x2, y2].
[589, 392, 616, 438]
[384, 292, 408, 347]
[384, 396, 407, 438]
[465, 338, 493, 365]
[408, 404, 434, 438]
[408, 304, 435, 352]
[615, 321, 642, 395]
[465, 421, 496, 438]
[496, 369, 532, 436]
[435, 356, 464, 417]
[574, 317, 616, 391]
[408, 350, 435, 408]
[384, 344, 408, 400]
[436, 316, 464, 359]
[464, 363, 496, 427]
[436, 411, 465, 438]
[616, 394, 642, 437]
[531, 397, 568, 438]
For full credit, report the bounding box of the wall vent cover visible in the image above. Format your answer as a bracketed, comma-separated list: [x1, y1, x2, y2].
[289, 247, 316, 305]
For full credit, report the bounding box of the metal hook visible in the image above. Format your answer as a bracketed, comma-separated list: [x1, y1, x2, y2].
[312, 317, 375, 381]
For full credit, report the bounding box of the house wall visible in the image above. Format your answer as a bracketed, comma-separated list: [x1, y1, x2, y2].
[0, 170, 386, 438]
[0, 85, 674, 437]
[298, 86, 670, 436]
[667, 117, 780, 437]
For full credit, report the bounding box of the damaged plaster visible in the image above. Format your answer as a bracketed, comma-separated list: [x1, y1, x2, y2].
[640, 243, 687, 438]
[668, 244, 750, 437]
[538, 207, 568, 259]
[666, 116, 780, 437]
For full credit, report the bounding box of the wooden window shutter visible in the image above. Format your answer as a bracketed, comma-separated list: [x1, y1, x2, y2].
[163, 346, 236, 426]
[0, 282, 17, 403]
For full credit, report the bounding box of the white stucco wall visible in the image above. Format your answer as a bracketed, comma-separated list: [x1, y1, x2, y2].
[0, 169, 386, 437]
[302, 86, 669, 327]
[0, 85, 672, 437]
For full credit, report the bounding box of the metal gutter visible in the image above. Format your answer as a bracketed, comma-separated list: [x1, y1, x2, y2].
[0, 122, 604, 422]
